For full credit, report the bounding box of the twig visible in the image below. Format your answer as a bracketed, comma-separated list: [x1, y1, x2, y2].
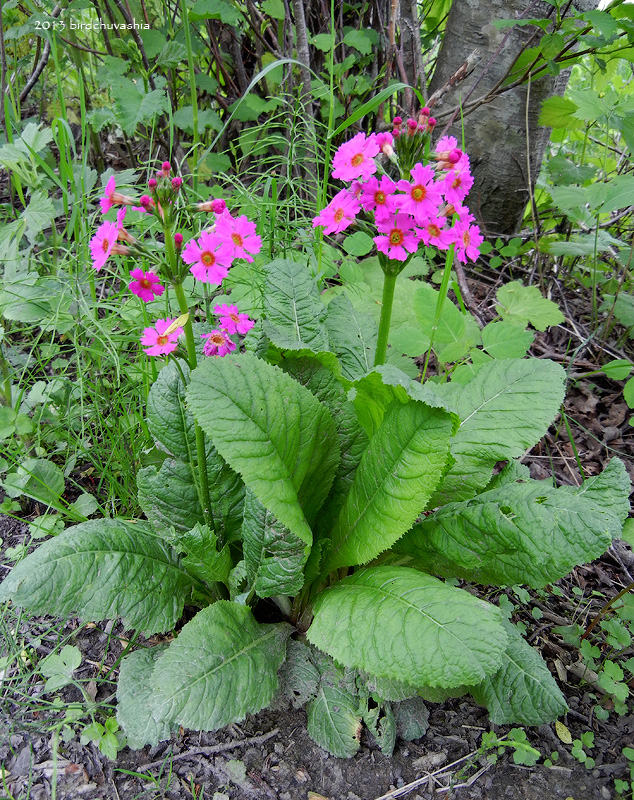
[372, 749, 479, 800]
[139, 728, 280, 771]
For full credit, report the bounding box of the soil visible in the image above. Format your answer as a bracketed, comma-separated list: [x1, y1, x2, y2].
[1, 262, 633, 800]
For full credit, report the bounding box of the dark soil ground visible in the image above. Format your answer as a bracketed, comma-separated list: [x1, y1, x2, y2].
[1, 263, 633, 800]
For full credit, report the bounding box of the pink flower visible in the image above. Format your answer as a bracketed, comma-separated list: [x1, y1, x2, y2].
[359, 175, 398, 222]
[396, 163, 443, 224]
[197, 198, 227, 214]
[442, 167, 474, 205]
[435, 136, 458, 153]
[214, 213, 262, 263]
[451, 219, 484, 263]
[331, 132, 380, 182]
[417, 216, 454, 250]
[129, 269, 165, 302]
[213, 303, 255, 335]
[89, 220, 119, 271]
[201, 330, 237, 357]
[182, 230, 234, 284]
[100, 177, 117, 214]
[312, 189, 360, 235]
[141, 318, 183, 356]
[99, 176, 136, 214]
[374, 213, 421, 261]
[375, 132, 394, 157]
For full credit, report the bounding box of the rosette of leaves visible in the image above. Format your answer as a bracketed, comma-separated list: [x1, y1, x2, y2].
[1, 260, 630, 757]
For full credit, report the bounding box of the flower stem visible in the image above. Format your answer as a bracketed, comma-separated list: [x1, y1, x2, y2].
[172, 276, 215, 536]
[373, 263, 399, 367]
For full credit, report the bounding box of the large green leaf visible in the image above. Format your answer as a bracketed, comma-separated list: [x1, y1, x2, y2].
[0, 520, 198, 634]
[306, 686, 363, 758]
[495, 281, 565, 331]
[279, 356, 369, 537]
[187, 354, 339, 546]
[351, 365, 456, 438]
[321, 401, 453, 574]
[142, 361, 245, 541]
[308, 566, 507, 688]
[262, 259, 330, 352]
[151, 602, 290, 730]
[168, 523, 232, 587]
[242, 489, 306, 598]
[138, 458, 204, 533]
[469, 620, 567, 725]
[399, 463, 626, 588]
[413, 283, 480, 363]
[431, 358, 565, 504]
[324, 293, 377, 380]
[116, 646, 174, 748]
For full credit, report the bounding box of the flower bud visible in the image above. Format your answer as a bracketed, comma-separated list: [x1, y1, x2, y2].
[420, 106, 430, 116]
[162, 161, 171, 173]
[393, 116, 402, 126]
[148, 178, 158, 190]
[449, 148, 462, 164]
[174, 232, 184, 249]
[428, 117, 437, 128]
[140, 195, 152, 208]
[211, 198, 226, 214]
[172, 177, 183, 189]
[407, 118, 417, 131]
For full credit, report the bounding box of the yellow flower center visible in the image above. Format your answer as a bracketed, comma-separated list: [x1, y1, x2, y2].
[428, 224, 440, 237]
[351, 153, 364, 167]
[201, 251, 216, 266]
[389, 229, 404, 246]
[375, 191, 386, 204]
[232, 233, 244, 247]
[411, 185, 425, 201]
[334, 208, 345, 223]
[139, 278, 152, 290]
[102, 238, 110, 252]
[156, 334, 169, 346]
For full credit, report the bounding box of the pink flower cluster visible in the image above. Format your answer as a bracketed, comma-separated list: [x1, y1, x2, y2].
[200, 303, 255, 358]
[313, 133, 482, 264]
[182, 213, 262, 285]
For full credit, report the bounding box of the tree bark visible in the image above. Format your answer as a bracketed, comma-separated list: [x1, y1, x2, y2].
[429, 0, 595, 237]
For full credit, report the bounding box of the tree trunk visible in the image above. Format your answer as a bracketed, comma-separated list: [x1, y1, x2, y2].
[428, 0, 593, 237]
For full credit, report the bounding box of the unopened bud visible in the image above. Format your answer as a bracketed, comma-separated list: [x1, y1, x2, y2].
[148, 178, 158, 190]
[393, 116, 402, 126]
[420, 106, 430, 116]
[162, 161, 171, 173]
[449, 148, 462, 164]
[140, 195, 152, 208]
[211, 198, 226, 214]
[174, 232, 184, 249]
[407, 118, 417, 131]
[172, 177, 183, 189]
[428, 117, 437, 128]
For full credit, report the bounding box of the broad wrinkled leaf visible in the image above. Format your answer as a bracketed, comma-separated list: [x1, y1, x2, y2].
[242, 489, 306, 598]
[1, 457, 64, 506]
[431, 358, 565, 504]
[138, 458, 204, 533]
[324, 293, 377, 380]
[151, 602, 290, 731]
[308, 566, 507, 688]
[400, 461, 628, 588]
[169, 523, 232, 587]
[481, 321, 534, 359]
[277, 639, 321, 709]
[117, 646, 174, 748]
[414, 283, 480, 363]
[363, 700, 396, 755]
[495, 281, 565, 331]
[0, 520, 198, 634]
[321, 401, 453, 574]
[306, 686, 362, 758]
[469, 620, 567, 725]
[187, 354, 339, 546]
[393, 697, 430, 741]
[279, 356, 368, 536]
[263, 259, 330, 352]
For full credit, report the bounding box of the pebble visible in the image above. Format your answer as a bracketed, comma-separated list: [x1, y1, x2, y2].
[600, 787, 611, 799]
[8, 744, 32, 776]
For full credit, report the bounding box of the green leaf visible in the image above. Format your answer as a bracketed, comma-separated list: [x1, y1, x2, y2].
[279, 355, 369, 537]
[187, 354, 339, 544]
[547, 155, 596, 186]
[470, 620, 567, 725]
[278, 639, 321, 708]
[598, 175, 634, 214]
[400, 464, 625, 588]
[495, 281, 564, 331]
[146, 360, 196, 460]
[151, 602, 290, 731]
[342, 231, 374, 256]
[261, 0, 285, 18]
[601, 359, 632, 380]
[156, 40, 187, 68]
[481, 321, 534, 359]
[413, 284, 476, 363]
[0, 276, 70, 324]
[569, 458, 631, 524]
[393, 697, 430, 741]
[307, 685, 362, 758]
[363, 700, 396, 755]
[169, 523, 232, 587]
[116, 646, 174, 748]
[189, 0, 241, 24]
[324, 293, 377, 381]
[321, 400, 453, 574]
[1, 457, 64, 506]
[308, 566, 507, 688]
[0, 519, 198, 634]
[242, 489, 306, 598]
[432, 358, 565, 504]
[22, 191, 56, 244]
[538, 96, 580, 128]
[40, 645, 82, 693]
[138, 457, 205, 533]
[263, 259, 331, 352]
[342, 29, 374, 55]
[311, 33, 334, 52]
[112, 82, 169, 136]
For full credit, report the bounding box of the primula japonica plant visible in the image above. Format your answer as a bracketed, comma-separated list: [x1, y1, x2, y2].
[1, 123, 631, 759]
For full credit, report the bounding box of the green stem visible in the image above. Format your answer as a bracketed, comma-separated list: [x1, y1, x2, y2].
[172, 275, 215, 536]
[374, 268, 398, 367]
[421, 245, 455, 382]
